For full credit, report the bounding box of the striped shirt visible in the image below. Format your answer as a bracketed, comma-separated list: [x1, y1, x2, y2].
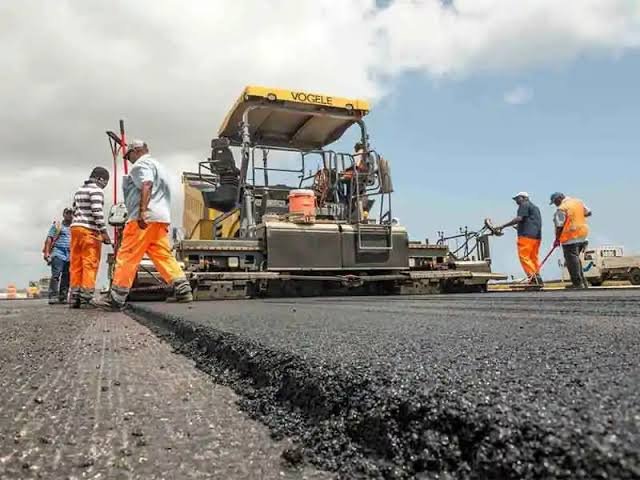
[71, 180, 107, 233]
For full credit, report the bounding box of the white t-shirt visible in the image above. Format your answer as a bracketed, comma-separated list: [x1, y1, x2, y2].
[122, 154, 172, 224]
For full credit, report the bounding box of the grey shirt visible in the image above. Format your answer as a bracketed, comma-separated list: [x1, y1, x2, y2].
[516, 200, 542, 239]
[122, 154, 172, 224]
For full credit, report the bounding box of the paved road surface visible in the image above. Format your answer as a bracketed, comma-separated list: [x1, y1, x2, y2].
[0, 301, 328, 480]
[132, 290, 640, 479]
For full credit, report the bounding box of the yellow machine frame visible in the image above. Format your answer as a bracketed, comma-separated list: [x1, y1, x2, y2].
[218, 86, 370, 151]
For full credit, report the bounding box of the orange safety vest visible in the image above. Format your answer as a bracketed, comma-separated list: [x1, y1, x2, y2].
[558, 197, 589, 244]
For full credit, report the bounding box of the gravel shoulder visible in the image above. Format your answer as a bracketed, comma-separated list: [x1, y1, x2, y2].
[0, 301, 328, 480]
[130, 291, 640, 479]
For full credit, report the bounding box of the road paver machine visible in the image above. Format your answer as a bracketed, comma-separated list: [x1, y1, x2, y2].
[175, 86, 505, 299]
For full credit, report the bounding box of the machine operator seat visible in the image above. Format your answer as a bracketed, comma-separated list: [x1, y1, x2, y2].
[202, 146, 240, 213]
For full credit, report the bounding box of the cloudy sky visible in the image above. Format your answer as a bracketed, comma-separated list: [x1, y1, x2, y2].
[2, 0, 639, 287]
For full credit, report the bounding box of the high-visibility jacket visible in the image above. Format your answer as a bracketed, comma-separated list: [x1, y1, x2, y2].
[558, 197, 589, 244]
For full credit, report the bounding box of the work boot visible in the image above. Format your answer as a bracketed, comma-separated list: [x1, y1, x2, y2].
[72, 297, 97, 309]
[173, 279, 193, 303]
[48, 298, 60, 305]
[69, 296, 81, 309]
[91, 293, 125, 312]
[69, 289, 80, 308]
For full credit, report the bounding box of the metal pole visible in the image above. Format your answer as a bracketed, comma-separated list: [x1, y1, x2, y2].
[120, 120, 128, 175]
[112, 141, 118, 204]
[262, 149, 269, 186]
[107, 136, 119, 244]
[238, 108, 256, 238]
[238, 110, 252, 204]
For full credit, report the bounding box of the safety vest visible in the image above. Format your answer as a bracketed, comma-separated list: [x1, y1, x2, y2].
[558, 197, 589, 244]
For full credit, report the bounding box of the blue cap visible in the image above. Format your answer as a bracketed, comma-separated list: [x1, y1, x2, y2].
[549, 192, 564, 204]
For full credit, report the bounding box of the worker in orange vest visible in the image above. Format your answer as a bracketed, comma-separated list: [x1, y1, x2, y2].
[550, 192, 592, 289]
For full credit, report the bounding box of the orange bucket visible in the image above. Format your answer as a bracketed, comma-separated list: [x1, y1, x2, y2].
[288, 189, 316, 217]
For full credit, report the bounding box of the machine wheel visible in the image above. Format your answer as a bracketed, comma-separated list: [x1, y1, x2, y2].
[629, 268, 640, 286]
[588, 278, 603, 287]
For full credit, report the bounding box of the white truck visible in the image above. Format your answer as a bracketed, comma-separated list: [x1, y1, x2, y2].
[561, 245, 640, 286]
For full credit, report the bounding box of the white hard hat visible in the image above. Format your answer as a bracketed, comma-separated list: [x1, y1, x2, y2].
[512, 191, 529, 199]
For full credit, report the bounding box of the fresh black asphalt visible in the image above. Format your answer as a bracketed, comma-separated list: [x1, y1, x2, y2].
[131, 290, 640, 479]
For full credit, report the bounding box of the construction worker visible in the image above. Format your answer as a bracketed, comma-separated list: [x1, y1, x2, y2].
[69, 167, 111, 308]
[94, 139, 193, 311]
[43, 207, 73, 304]
[342, 142, 370, 221]
[496, 192, 543, 285]
[550, 192, 592, 289]
[342, 142, 368, 181]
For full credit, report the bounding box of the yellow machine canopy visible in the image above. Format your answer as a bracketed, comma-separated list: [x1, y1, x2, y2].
[217, 86, 370, 150]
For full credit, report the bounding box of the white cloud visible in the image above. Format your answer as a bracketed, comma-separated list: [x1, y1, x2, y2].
[504, 86, 534, 105]
[374, 0, 640, 76]
[1, 0, 639, 286]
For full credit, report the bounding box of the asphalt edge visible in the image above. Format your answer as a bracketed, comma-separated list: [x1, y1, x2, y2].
[126, 303, 490, 478]
[126, 303, 639, 480]
[127, 304, 373, 474]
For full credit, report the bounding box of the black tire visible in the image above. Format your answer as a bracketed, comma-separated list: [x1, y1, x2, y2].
[629, 268, 640, 286]
[588, 278, 603, 287]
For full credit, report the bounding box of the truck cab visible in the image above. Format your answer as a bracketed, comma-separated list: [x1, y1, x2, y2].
[561, 245, 640, 286]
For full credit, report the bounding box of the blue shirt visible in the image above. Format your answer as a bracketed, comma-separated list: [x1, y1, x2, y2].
[47, 222, 71, 262]
[516, 201, 542, 240]
[122, 154, 172, 223]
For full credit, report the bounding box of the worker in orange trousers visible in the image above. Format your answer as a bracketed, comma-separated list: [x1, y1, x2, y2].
[111, 222, 184, 290]
[93, 139, 192, 311]
[69, 167, 111, 307]
[496, 192, 543, 285]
